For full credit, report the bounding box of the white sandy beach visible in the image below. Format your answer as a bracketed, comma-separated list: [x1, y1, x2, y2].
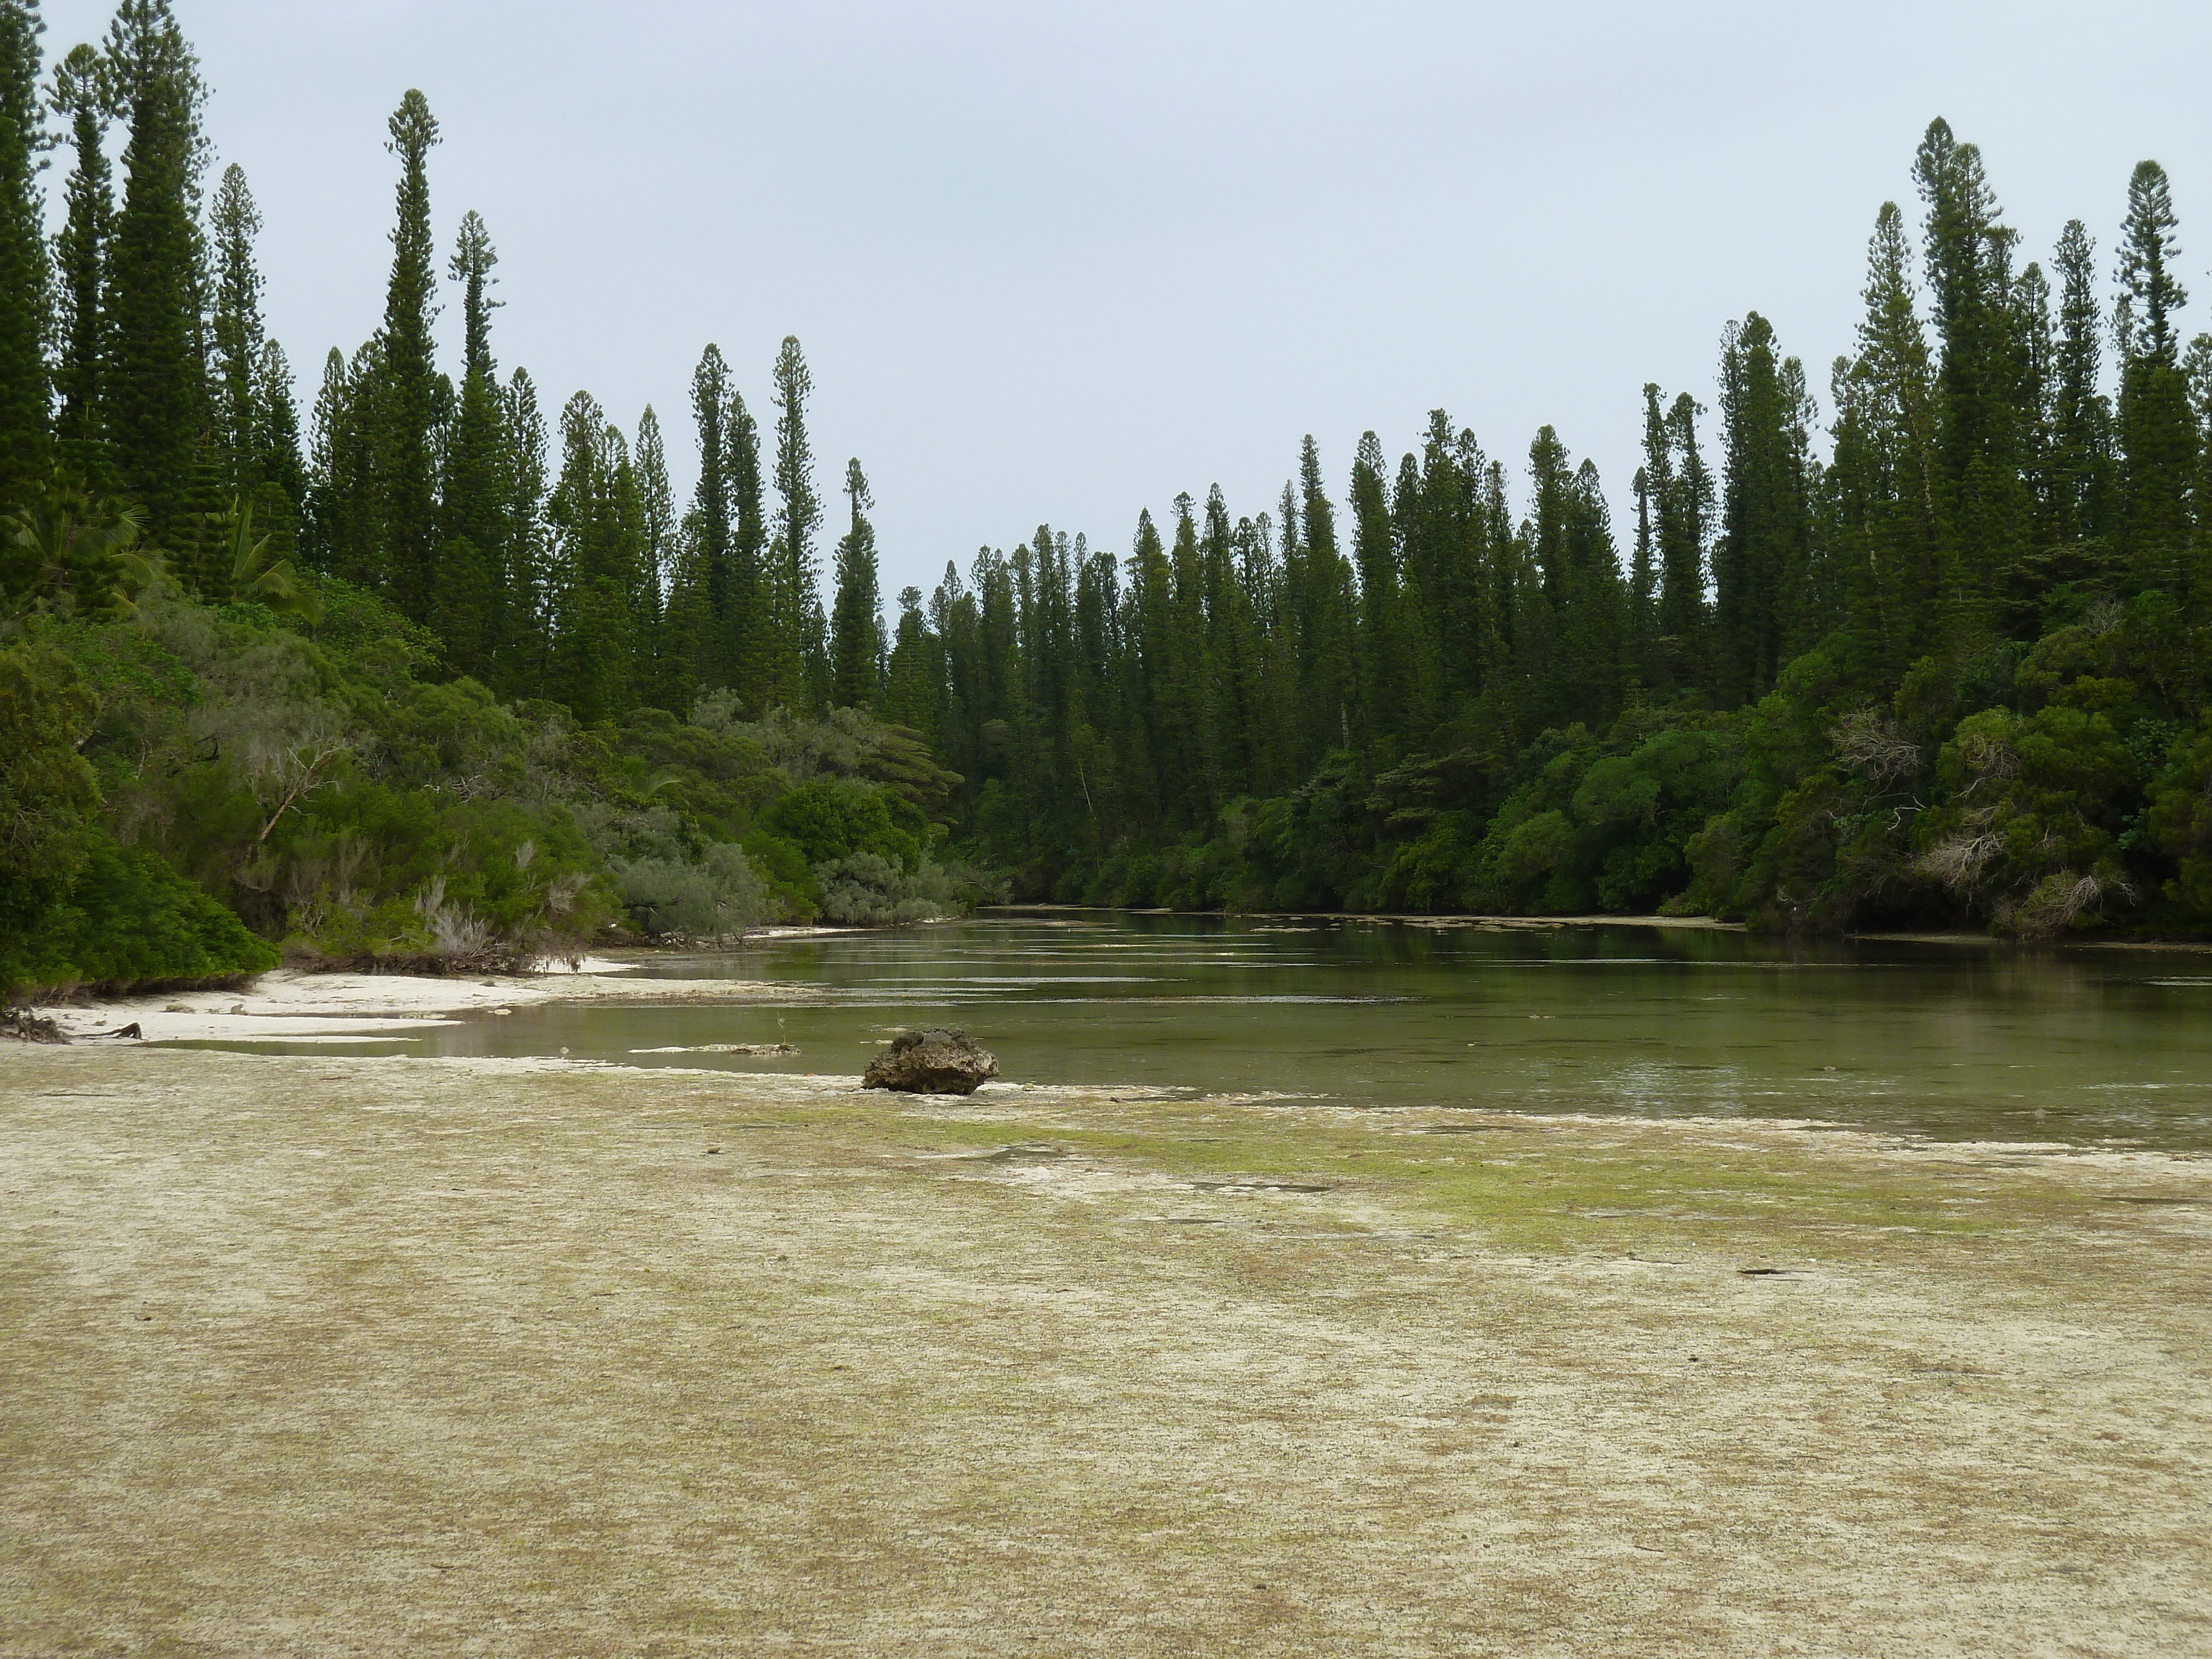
[14, 955, 816, 1045]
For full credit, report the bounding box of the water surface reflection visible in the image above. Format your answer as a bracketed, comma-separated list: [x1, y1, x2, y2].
[408, 914, 2212, 1149]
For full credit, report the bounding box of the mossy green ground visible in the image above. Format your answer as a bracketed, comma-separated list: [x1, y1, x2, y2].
[3, 1046, 2208, 1656]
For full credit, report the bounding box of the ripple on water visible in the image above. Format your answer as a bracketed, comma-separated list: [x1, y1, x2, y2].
[218, 914, 2212, 1152]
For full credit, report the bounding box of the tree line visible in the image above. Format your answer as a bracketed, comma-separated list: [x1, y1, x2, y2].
[1, 1, 889, 726]
[6, 0, 2212, 941]
[0, 0, 974, 994]
[875, 127, 2212, 932]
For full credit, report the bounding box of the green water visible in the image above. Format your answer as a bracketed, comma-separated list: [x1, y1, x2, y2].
[387, 912, 2212, 1150]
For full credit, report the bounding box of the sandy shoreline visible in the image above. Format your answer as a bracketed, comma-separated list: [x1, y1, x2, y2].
[3, 1042, 2207, 1656]
[992, 903, 1751, 931]
[13, 957, 816, 1045]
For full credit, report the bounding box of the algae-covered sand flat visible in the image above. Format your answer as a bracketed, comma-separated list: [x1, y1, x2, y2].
[3, 1046, 2208, 1656]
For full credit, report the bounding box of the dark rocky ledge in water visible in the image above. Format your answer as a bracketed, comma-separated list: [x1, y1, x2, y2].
[862, 1028, 999, 1095]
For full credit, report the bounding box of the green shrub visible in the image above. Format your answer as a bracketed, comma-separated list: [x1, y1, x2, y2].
[3, 835, 277, 995]
[0, 642, 103, 944]
[763, 776, 921, 869]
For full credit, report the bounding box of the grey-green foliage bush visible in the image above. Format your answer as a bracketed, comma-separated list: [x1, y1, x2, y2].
[611, 842, 768, 940]
[6, 549, 984, 983]
[76, 590, 614, 961]
[814, 852, 956, 925]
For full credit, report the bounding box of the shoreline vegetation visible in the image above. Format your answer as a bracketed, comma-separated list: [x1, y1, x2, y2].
[996, 902, 2212, 949]
[10, 8, 2212, 1010]
[4, 1042, 2207, 1653]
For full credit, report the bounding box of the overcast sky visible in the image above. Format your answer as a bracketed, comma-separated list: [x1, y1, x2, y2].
[36, 0, 2212, 597]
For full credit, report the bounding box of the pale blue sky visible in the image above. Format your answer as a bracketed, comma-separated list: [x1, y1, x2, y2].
[36, 0, 2212, 596]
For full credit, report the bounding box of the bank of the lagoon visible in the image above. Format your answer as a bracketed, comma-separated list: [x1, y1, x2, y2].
[3, 1042, 2207, 1656]
[19, 954, 816, 1046]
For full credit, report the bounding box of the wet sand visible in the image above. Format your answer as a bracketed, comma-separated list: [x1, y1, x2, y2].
[18, 957, 813, 1045]
[3, 1043, 2207, 1656]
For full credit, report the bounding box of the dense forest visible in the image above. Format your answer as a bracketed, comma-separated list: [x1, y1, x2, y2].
[0, 1, 975, 994]
[6, 1, 2212, 997]
[898, 154, 2212, 933]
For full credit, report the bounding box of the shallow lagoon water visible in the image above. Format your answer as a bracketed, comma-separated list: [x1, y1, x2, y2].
[373, 912, 2212, 1150]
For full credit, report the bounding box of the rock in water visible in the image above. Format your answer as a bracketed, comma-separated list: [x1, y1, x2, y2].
[862, 1028, 999, 1095]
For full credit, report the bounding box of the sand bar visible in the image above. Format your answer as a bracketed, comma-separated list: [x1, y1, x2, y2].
[18, 957, 816, 1045]
[2, 1044, 2208, 1655]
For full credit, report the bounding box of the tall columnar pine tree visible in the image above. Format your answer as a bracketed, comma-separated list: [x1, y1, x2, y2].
[1399, 413, 1506, 732]
[546, 392, 638, 722]
[1012, 523, 1063, 809]
[1388, 443, 1437, 729]
[1827, 200, 1941, 679]
[0, 0, 46, 512]
[2012, 257, 2056, 610]
[2114, 160, 2196, 602]
[661, 534, 713, 714]
[1912, 119, 2031, 632]
[1666, 395, 1715, 670]
[1264, 479, 1304, 778]
[304, 342, 379, 584]
[48, 41, 113, 487]
[687, 344, 734, 633]
[208, 164, 264, 497]
[1641, 383, 1716, 692]
[2191, 333, 2212, 601]
[1521, 427, 1571, 719]
[680, 344, 768, 698]
[499, 368, 551, 694]
[378, 89, 441, 622]
[1348, 430, 1405, 751]
[768, 335, 822, 709]
[1569, 456, 1628, 713]
[881, 584, 939, 735]
[102, 1, 205, 550]
[1525, 427, 1626, 726]
[203, 161, 304, 566]
[450, 208, 498, 375]
[1123, 506, 1175, 826]
[302, 347, 346, 572]
[922, 560, 977, 792]
[1160, 495, 1208, 814]
[438, 209, 507, 679]
[1295, 436, 1357, 769]
[633, 405, 677, 702]
[1202, 485, 1265, 795]
[1715, 314, 1818, 703]
[610, 417, 649, 640]
[727, 382, 768, 693]
[1077, 532, 1126, 801]
[828, 457, 881, 709]
[251, 342, 304, 534]
[2045, 220, 2118, 588]
[1629, 458, 1660, 693]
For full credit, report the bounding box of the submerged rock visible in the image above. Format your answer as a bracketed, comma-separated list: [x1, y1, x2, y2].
[862, 1027, 999, 1095]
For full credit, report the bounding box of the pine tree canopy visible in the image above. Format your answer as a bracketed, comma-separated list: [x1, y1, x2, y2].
[377, 88, 441, 622]
[0, 0, 51, 507]
[101, 0, 205, 550]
